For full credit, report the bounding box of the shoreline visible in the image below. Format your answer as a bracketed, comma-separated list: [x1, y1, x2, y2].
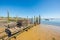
[41, 24, 60, 32]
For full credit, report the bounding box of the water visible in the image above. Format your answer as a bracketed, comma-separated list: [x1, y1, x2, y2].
[41, 19, 60, 26]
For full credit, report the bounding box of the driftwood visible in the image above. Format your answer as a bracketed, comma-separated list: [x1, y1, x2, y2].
[0, 24, 34, 40]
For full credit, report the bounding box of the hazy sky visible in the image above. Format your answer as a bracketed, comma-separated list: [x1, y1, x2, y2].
[0, 0, 60, 18]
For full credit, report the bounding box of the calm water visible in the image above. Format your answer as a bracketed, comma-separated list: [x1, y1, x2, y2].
[41, 19, 60, 26]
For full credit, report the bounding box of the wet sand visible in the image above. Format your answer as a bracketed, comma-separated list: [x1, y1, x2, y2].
[10, 24, 60, 40]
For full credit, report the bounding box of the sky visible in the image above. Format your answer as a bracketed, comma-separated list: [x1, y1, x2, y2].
[0, 0, 60, 18]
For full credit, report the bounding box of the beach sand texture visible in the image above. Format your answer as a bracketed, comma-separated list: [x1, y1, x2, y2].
[0, 27, 5, 33]
[10, 24, 60, 40]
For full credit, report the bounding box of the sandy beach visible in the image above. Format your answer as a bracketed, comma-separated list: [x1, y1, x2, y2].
[0, 27, 5, 33]
[0, 24, 60, 40]
[9, 24, 60, 40]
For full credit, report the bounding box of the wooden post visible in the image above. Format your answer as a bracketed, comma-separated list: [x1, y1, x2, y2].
[39, 15, 41, 24]
[30, 17, 33, 24]
[16, 16, 18, 22]
[34, 16, 37, 26]
[7, 11, 10, 23]
[34, 16, 36, 24]
[27, 16, 28, 25]
[36, 17, 39, 24]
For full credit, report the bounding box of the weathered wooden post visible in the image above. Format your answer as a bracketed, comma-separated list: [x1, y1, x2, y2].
[36, 17, 39, 24]
[7, 11, 10, 23]
[16, 16, 18, 22]
[39, 15, 41, 24]
[34, 16, 37, 26]
[30, 17, 33, 24]
[34, 16, 36, 24]
[27, 16, 28, 26]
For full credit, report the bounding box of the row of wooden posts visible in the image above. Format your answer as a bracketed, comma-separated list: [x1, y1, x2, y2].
[7, 11, 41, 24]
[27, 15, 41, 24]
